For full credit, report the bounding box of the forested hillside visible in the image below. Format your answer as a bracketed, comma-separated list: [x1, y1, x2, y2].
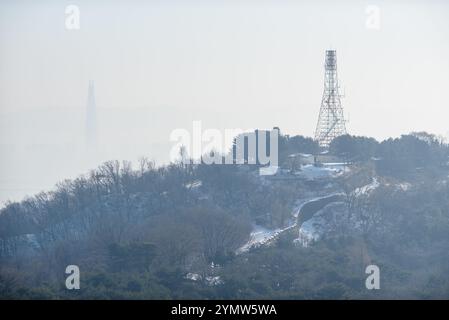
[1, 132, 449, 299]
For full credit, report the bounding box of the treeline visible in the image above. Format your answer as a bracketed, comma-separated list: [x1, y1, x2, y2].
[1, 131, 449, 299]
[329, 132, 449, 178]
[0, 154, 304, 298]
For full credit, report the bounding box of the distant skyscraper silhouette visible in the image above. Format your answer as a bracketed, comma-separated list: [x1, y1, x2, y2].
[86, 80, 97, 151]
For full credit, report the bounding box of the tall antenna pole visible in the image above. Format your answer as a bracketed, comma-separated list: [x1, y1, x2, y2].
[314, 50, 347, 148]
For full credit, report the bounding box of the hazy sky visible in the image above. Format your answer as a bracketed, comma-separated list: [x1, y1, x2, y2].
[1, 0, 449, 203]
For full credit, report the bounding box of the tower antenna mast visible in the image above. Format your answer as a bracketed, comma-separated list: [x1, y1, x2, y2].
[314, 50, 347, 148]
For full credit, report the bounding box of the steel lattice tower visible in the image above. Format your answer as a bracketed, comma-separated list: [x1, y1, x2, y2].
[314, 50, 347, 148]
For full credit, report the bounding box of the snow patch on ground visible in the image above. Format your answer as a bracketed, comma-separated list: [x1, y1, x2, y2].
[354, 177, 379, 196]
[185, 273, 201, 281]
[295, 218, 322, 247]
[396, 182, 411, 191]
[237, 194, 343, 254]
[259, 166, 280, 176]
[185, 180, 202, 189]
[185, 273, 223, 286]
[294, 201, 345, 247]
[236, 224, 290, 254]
[296, 164, 348, 180]
[205, 276, 223, 286]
